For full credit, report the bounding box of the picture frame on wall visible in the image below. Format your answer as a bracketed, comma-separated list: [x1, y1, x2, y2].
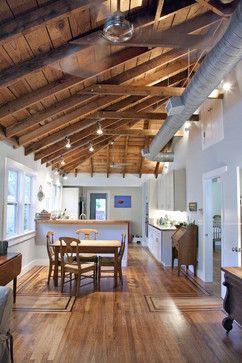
[114, 195, 131, 208]
[188, 202, 197, 212]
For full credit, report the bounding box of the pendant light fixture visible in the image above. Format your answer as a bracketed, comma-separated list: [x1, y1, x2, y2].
[65, 136, 71, 149]
[60, 156, 65, 166]
[89, 143, 94, 152]
[96, 122, 103, 135]
[103, 0, 134, 43]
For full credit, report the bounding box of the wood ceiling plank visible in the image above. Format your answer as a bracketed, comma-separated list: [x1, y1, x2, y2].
[122, 136, 129, 178]
[0, 0, 103, 45]
[195, 0, 235, 17]
[97, 111, 199, 121]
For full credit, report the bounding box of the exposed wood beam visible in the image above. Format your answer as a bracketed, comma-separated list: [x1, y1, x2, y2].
[195, 0, 235, 17]
[97, 111, 199, 121]
[103, 129, 184, 137]
[79, 85, 185, 97]
[139, 139, 148, 178]
[123, 137, 129, 178]
[0, 47, 146, 122]
[154, 0, 165, 30]
[18, 53, 191, 146]
[107, 145, 111, 178]
[90, 158, 94, 178]
[0, 0, 104, 46]
[154, 162, 161, 178]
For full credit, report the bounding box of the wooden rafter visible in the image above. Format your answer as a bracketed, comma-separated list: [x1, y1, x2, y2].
[103, 129, 184, 137]
[195, 0, 235, 17]
[122, 137, 129, 178]
[90, 158, 94, 178]
[97, 111, 199, 121]
[107, 144, 111, 178]
[154, 0, 165, 30]
[154, 162, 161, 178]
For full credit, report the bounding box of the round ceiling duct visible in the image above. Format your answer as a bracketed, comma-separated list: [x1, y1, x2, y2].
[102, 12, 134, 43]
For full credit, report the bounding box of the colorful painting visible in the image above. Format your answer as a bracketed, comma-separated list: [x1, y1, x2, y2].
[114, 195, 131, 208]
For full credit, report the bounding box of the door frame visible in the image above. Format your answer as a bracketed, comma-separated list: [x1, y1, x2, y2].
[87, 190, 110, 219]
[202, 166, 227, 283]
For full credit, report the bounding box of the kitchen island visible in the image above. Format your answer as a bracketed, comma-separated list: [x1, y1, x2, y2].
[36, 219, 130, 266]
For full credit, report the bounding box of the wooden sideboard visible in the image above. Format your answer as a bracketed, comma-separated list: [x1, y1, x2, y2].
[171, 225, 198, 276]
[221, 267, 242, 333]
[0, 253, 22, 303]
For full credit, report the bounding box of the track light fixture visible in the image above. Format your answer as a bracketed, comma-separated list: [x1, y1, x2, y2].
[54, 169, 59, 176]
[60, 156, 65, 166]
[89, 143, 94, 152]
[96, 122, 103, 135]
[65, 137, 71, 149]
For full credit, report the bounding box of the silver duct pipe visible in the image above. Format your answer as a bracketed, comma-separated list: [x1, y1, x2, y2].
[141, 149, 174, 162]
[143, 0, 242, 160]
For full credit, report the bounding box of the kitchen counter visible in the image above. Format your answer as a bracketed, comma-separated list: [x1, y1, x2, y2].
[148, 222, 176, 232]
[36, 219, 129, 225]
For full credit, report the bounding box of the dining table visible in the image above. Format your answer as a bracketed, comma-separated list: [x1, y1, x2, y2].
[52, 239, 121, 287]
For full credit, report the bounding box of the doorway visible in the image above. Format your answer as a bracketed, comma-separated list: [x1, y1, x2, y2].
[90, 193, 107, 220]
[211, 177, 222, 297]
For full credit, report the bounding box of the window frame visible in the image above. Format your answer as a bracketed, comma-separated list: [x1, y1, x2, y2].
[3, 158, 36, 241]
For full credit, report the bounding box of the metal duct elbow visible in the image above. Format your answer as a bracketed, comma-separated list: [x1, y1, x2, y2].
[142, 0, 242, 161]
[141, 148, 174, 162]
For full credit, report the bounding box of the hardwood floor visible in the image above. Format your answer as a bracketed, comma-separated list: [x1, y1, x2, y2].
[12, 245, 242, 363]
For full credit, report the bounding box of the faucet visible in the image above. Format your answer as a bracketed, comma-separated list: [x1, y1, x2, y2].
[79, 213, 86, 220]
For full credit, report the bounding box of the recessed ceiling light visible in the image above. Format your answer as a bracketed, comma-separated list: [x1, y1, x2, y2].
[65, 137, 71, 149]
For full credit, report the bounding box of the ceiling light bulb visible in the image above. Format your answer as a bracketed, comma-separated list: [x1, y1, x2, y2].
[60, 157, 65, 166]
[63, 174, 68, 180]
[110, 140, 114, 145]
[96, 122, 103, 135]
[89, 144, 94, 152]
[65, 137, 71, 149]
[222, 82, 231, 92]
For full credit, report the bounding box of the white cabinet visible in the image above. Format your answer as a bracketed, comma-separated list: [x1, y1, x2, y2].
[157, 169, 186, 211]
[148, 225, 161, 262]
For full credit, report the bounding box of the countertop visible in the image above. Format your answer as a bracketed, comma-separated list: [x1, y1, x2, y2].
[221, 267, 242, 281]
[36, 219, 130, 225]
[148, 222, 176, 232]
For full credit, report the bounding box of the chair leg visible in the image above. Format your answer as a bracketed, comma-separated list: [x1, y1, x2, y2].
[61, 270, 65, 292]
[98, 262, 101, 287]
[119, 266, 123, 286]
[47, 263, 52, 285]
[76, 275, 80, 297]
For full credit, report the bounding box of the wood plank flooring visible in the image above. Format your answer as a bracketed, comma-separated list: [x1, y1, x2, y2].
[12, 245, 242, 363]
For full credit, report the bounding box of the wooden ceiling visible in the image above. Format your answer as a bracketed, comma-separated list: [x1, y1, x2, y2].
[0, 0, 234, 177]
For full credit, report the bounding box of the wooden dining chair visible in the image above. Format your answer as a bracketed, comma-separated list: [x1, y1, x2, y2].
[98, 233, 126, 286]
[59, 237, 97, 297]
[75, 228, 98, 266]
[76, 228, 98, 240]
[46, 231, 61, 285]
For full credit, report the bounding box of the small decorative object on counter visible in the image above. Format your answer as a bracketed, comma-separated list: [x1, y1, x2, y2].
[0, 241, 8, 256]
[35, 210, 51, 220]
[37, 185, 45, 201]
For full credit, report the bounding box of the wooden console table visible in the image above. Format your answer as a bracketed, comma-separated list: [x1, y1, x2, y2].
[0, 253, 22, 303]
[221, 267, 242, 333]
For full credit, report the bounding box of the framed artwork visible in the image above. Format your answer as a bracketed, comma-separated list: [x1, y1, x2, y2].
[114, 195, 131, 208]
[189, 202, 197, 212]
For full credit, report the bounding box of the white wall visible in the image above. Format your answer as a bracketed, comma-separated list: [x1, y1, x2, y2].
[0, 141, 61, 271]
[62, 187, 79, 219]
[167, 65, 242, 280]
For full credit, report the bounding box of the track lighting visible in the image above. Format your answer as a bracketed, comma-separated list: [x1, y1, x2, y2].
[110, 140, 115, 145]
[54, 169, 59, 176]
[65, 137, 71, 149]
[60, 157, 65, 166]
[96, 122, 103, 135]
[89, 143, 94, 152]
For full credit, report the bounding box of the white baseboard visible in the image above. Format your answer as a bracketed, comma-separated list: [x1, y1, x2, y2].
[20, 258, 49, 276]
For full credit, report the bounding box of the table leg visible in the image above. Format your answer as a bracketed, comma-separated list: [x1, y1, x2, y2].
[13, 277, 17, 303]
[54, 249, 59, 287]
[114, 249, 118, 287]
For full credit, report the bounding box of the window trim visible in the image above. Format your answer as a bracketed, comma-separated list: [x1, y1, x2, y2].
[3, 158, 37, 240]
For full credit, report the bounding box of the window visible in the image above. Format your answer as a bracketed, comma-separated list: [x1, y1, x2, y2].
[4, 159, 36, 239]
[7, 170, 18, 236]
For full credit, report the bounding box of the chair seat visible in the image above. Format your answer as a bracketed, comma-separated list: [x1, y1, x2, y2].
[99, 256, 116, 266]
[64, 262, 95, 273]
